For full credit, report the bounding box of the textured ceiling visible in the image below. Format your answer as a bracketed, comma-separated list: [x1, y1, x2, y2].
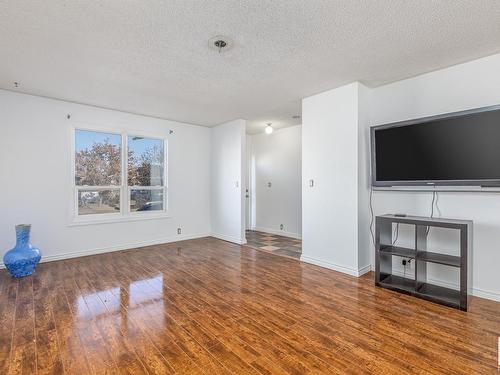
[1, 1, 500, 134]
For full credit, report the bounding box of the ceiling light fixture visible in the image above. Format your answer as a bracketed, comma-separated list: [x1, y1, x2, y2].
[265, 123, 274, 134]
[208, 35, 232, 53]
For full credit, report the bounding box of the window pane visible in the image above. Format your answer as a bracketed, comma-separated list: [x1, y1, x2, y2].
[130, 189, 164, 212]
[78, 189, 120, 215]
[128, 136, 164, 186]
[75, 129, 121, 186]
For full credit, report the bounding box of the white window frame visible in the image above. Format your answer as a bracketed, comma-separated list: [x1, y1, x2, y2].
[127, 134, 168, 216]
[69, 123, 169, 226]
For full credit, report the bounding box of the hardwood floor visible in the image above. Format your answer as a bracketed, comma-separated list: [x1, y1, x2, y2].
[1, 237, 499, 374]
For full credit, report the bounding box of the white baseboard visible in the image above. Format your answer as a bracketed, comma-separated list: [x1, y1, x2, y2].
[472, 286, 500, 302]
[300, 254, 371, 277]
[357, 264, 373, 276]
[391, 269, 500, 303]
[251, 226, 302, 239]
[211, 233, 247, 245]
[0, 232, 211, 269]
[300, 259, 500, 302]
[3, 232, 498, 303]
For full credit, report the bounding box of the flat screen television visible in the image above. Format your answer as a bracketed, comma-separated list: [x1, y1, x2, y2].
[371, 105, 500, 187]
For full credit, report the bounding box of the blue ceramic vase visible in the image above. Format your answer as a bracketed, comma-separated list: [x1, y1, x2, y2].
[3, 224, 42, 278]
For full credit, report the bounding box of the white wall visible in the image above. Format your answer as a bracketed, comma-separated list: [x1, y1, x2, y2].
[368, 53, 500, 301]
[302, 82, 371, 276]
[246, 135, 253, 229]
[357, 85, 372, 270]
[249, 125, 302, 238]
[0, 89, 211, 265]
[3, 52, 499, 302]
[210, 119, 246, 244]
[300, 54, 500, 302]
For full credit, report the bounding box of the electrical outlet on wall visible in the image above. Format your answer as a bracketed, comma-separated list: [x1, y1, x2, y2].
[177, 228, 182, 235]
[401, 258, 414, 270]
[280, 224, 284, 230]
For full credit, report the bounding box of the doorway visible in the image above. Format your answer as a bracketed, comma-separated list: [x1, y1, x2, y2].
[245, 125, 302, 258]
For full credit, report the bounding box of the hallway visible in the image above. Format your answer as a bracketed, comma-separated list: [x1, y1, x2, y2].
[245, 230, 302, 259]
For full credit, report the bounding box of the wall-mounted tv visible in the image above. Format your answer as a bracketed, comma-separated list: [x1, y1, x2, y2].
[371, 105, 500, 187]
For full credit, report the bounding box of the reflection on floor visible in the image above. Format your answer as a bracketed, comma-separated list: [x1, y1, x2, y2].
[245, 230, 302, 259]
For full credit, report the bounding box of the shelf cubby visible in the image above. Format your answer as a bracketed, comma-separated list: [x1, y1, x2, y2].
[379, 274, 415, 294]
[416, 251, 461, 268]
[380, 245, 415, 258]
[416, 283, 461, 308]
[375, 214, 472, 311]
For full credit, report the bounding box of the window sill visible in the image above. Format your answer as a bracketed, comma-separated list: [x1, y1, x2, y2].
[68, 213, 172, 227]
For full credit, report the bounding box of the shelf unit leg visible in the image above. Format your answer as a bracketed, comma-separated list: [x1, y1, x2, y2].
[460, 227, 468, 311]
[375, 218, 393, 283]
[415, 225, 427, 291]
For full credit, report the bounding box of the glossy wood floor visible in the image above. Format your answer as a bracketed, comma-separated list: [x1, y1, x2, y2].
[1, 237, 499, 374]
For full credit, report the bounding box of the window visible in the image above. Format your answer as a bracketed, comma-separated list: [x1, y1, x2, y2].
[128, 136, 165, 212]
[73, 128, 167, 221]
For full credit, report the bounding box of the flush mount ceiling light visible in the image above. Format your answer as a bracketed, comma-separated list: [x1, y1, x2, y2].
[208, 35, 232, 53]
[265, 123, 274, 134]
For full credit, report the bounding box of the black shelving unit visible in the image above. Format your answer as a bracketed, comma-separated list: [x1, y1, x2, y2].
[375, 214, 472, 311]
